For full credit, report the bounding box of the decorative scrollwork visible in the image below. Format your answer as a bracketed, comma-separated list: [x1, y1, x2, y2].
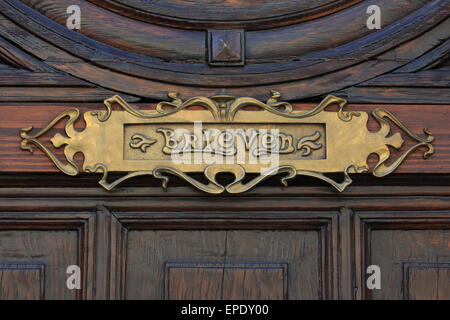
[92, 90, 357, 123]
[19, 92, 434, 194]
[371, 108, 434, 177]
[129, 133, 156, 152]
[96, 164, 368, 194]
[20, 108, 80, 176]
[296, 131, 322, 156]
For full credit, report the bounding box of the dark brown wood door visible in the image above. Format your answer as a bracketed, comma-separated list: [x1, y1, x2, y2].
[0, 0, 449, 300]
[1, 194, 449, 300]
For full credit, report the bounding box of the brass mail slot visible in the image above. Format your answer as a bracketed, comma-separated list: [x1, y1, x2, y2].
[20, 92, 434, 193]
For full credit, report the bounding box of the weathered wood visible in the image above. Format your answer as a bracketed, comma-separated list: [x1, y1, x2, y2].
[0, 87, 139, 102]
[88, 0, 362, 30]
[354, 211, 450, 300]
[1, 185, 450, 198]
[0, 184, 448, 300]
[0, 33, 54, 72]
[395, 39, 450, 73]
[0, 68, 93, 86]
[124, 223, 329, 299]
[0, 0, 449, 302]
[15, 0, 206, 62]
[403, 262, 450, 299]
[0, 0, 446, 100]
[338, 207, 354, 300]
[94, 205, 112, 300]
[335, 87, 450, 104]
[0, 263, 44, 299]
[0, 211, 96, 300]
[18, 0, 437, 61]
[358, 70, 450, 87]
[93, 0, 343, 23]
[0, 192, 449, 213]
[0, 194, 449, 300]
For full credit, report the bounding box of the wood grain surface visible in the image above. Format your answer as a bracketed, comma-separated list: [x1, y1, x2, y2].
[0, 0, 447, 101]
[0, 0, 448, 301]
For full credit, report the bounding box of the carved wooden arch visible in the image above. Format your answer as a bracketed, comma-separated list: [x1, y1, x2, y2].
[0, 0, 448, 102]
[87, 0, 364, 30]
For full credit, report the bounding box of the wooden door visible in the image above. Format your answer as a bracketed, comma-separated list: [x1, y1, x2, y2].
[0, 0, 449, 300]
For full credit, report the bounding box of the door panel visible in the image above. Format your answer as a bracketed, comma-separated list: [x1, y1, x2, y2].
[355, 211, 450, 300]
[403, 262, 450, 300]
[0, 230, 77, 299]
[114, 213, 338, 300]
[1, 195, 450, 299]
[0, 263, 44, 299]
[126, 230, 319, 299]
[0, 0, 449, 302]
[0, 212, 96, 299]
[165, 261, 288, 300]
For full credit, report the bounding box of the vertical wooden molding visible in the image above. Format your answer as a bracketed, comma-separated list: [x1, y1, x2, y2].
[93, 204, 126, 300]
[331, 212, 339, 300]
[93, 205, 111, 299]
[80, 213, 96, 300]
[338, 207, 354, 299]
[354, 212, 363, 300]
[109, 209, 126, 300]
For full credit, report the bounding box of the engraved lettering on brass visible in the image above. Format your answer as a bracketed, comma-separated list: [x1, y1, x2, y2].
[151, 128, 317, 156]
[296, 131, 322, 157]
[129, 133, 156, 153]
[123, 123, 326, 163]
[20, 91, 434, 193]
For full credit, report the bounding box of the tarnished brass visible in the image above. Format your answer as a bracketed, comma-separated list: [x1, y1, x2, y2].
[20, 91, 434, 193]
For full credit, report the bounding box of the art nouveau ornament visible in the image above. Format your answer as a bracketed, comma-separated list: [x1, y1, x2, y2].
[20, 91, 434, 193]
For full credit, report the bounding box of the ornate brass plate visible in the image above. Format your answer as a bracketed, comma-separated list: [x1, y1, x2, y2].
[20, 91, 434, 193]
